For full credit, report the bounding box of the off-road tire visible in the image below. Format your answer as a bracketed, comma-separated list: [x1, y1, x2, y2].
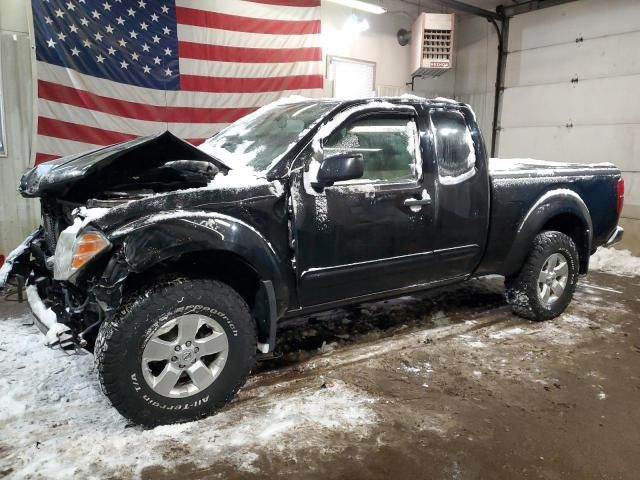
[505, 231, 579, 321]
[94, 278, 256, 427]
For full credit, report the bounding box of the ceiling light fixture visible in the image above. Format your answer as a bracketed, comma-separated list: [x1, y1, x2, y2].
[325, 0, 386, 15]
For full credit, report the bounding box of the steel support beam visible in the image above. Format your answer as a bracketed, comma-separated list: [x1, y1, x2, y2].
[424, 0, 501, 20]
[489, 16, 508, 157]
[501, 0, 578, 17]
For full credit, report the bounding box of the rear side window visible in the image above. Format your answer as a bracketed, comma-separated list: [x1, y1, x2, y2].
[324, 116, 419, 183]
[430, 110, 476, 185]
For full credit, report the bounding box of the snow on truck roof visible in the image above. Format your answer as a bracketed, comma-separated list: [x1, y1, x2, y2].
[268, 94, 463, 107]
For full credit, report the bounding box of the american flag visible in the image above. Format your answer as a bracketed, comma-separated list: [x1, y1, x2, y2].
[32, 0, 323, 164]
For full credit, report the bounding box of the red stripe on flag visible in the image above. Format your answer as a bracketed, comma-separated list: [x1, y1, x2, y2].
[35, 152, 60, 164]
[176, 7, 321, 35]
[247, 0, 320, 5]
[181, 74, 323, 93]
[178, 42, 322, 63]
[38, 117, 138, 145]
[38, 80, 255, 124]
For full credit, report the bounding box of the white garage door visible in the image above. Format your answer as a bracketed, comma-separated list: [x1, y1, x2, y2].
[498, 0, 640, 219]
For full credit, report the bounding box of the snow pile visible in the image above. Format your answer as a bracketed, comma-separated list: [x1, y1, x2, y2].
[590, 247, 640, 277]
[0, 315, 376, 478]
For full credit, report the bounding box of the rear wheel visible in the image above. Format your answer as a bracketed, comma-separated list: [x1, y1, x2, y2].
[505, 231, 579, 321]
[95, 278, 256, 427]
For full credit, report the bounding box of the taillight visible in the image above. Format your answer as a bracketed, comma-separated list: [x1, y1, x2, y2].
[616, 178, 625, 216]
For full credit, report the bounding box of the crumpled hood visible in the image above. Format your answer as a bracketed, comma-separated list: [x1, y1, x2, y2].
[20, 132, 230, 199]
[84, 170, 285, 235]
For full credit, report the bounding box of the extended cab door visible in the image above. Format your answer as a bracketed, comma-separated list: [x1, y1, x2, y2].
[427, 107, 490, 278]
[290, 103, 441, 307]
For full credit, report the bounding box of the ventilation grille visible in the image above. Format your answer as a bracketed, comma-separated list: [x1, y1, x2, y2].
[411, 13, 455, 78]
[423, 29, 452, 62]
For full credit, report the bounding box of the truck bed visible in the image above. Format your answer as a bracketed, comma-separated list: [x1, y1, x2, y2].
[476, 158, 621, 276]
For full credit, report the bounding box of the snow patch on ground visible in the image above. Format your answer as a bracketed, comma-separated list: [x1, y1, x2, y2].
[0, 315, 376, 478]
[488, 326, 527, 339]
[590, 247, 640, 277]
[399, 362, 434, 375]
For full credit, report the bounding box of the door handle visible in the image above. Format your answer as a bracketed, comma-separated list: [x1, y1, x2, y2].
[403, 192, 432, 207]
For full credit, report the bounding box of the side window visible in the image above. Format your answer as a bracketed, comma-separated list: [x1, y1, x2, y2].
[323, 116, 419, 183]
[430, 110, 476, 185]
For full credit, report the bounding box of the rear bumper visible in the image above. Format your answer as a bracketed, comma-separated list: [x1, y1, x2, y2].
[605, 226, 624, 247]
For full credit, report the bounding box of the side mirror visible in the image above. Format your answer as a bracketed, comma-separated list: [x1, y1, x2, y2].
[312, 153, 364, 190]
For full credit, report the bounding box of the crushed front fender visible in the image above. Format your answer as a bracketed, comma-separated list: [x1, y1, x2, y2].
[0, 228, 42, 290]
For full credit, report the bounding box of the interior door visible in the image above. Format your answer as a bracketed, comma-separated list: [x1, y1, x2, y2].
[291, 106, 439, 307]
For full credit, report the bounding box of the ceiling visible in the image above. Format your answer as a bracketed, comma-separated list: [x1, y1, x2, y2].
[397, 0, 534, 15]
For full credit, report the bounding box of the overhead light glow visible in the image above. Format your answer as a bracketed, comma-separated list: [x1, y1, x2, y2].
[344, 14, 370, 33]
[326, 0, 386, 15]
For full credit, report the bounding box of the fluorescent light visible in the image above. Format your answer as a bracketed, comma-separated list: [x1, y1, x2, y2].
[326, 0, 386, 15]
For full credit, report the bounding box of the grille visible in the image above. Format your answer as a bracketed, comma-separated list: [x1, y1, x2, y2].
[42, 212, 59, 255]
[422, 29, 452, 62]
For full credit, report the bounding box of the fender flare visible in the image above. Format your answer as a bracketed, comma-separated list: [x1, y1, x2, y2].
[503, 188, 593, 276]
[107, 211, 289, 347]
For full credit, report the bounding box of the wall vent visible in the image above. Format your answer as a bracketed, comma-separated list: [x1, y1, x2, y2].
[411, 13, 455, 78]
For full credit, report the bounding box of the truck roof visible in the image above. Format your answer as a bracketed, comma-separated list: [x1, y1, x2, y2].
[282, 95, 466, 109]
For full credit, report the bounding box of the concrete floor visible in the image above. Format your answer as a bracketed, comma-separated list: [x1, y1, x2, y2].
[1, 271, 639, 479]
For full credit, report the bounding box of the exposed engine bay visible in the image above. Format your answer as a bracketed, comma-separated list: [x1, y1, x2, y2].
[12, 132, 231, 350]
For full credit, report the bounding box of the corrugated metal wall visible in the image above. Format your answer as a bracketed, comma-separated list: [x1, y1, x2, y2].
[0, 31, 40, 258]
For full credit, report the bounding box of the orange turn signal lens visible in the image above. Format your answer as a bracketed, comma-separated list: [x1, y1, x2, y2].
[71, 232, 110, 270]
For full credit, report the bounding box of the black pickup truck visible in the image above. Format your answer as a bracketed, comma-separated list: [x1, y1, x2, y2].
[0, 96, 625, 426]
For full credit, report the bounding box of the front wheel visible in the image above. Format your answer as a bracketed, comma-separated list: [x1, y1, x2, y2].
[505, 231, 579, 321]
[94, 278, 256, 426]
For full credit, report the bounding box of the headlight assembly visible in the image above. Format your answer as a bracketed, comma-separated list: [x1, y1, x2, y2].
[54, 227, 111, 281]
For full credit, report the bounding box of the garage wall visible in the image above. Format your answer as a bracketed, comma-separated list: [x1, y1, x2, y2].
[0, 0, 40, 259]
[452, 15, 498, 149]
[321, 0, 455, 98]
[498, 0, 640, 251]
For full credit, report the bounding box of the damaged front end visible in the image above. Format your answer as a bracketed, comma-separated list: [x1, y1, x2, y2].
[0, 226, 96, 350]
[2, 132, 231, 351]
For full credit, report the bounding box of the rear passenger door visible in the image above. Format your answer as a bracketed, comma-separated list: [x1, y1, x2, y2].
[428, 107, 490, 278]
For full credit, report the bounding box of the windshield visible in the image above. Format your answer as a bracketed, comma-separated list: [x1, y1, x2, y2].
[199, 100, 339, 173]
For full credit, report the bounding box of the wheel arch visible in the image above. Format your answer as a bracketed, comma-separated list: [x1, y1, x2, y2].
[103, 212, 289, 350]
[504, 188, 593, 276]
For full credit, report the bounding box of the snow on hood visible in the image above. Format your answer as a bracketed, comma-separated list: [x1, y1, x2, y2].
[72, 169, 284, 230]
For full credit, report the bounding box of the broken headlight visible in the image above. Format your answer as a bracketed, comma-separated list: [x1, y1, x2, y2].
[54, 226, 111, 281]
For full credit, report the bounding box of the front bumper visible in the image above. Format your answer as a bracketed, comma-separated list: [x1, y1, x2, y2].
[25, 284, 74, 348]
[605, 226, 624, 247]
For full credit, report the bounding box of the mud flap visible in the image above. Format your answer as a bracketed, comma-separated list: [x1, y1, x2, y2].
[253, 280, 278, 353]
